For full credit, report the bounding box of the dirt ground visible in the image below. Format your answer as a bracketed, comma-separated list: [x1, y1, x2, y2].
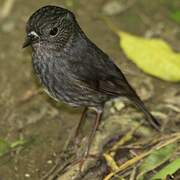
[0, 0, 179, 180]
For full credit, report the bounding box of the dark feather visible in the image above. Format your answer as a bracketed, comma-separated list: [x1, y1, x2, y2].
[71, 40, 160, 130]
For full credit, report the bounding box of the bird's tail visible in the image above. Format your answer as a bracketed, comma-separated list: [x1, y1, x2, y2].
[129, 95, 161, 131]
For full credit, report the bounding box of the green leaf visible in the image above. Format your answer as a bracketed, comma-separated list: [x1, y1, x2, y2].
[0, 139, 11, 156]
[119, 31, 180, 82]
[151, 158, 180, 180]
[137, 143, 177, 180]
[0, 138, 32, 157]
[170, 10, 180, 23]
[10, 139, 28, 148]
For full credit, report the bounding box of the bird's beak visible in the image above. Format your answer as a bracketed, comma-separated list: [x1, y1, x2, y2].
[22, 31, 39, 48]
[22, 36, 31, 48]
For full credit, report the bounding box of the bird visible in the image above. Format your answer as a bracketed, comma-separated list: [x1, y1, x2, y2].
[23, 5, 160, 165]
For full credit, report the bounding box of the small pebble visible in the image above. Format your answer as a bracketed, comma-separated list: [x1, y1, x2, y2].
[47, 160, 53, 164]
[25, 173, 30, 178]
[114, 99, 125, 111]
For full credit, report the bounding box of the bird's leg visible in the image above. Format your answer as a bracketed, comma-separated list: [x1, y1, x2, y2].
[65, 107, 88, 152]
[74, 107, 88, 145]
[85, 110, 102, 157]
[79, 110, 103, 171]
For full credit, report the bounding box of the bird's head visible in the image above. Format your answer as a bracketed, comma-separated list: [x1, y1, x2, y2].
[23, 5, 77, 50]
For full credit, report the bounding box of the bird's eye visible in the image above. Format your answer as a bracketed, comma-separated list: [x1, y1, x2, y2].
[49, 27, 58, 36]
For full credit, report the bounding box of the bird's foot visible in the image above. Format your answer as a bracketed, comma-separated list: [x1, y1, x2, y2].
[63, 134, 82, 155]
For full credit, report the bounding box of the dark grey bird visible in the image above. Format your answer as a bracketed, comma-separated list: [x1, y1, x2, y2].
[23, 5, 160, 163]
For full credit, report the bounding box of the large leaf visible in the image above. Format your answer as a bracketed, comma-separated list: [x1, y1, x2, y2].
[119, 31, 180, 82]
[151, 158, 180, 180]
[137, 143, 177, 180]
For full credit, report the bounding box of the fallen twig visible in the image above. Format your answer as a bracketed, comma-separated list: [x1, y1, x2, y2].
[103, 133, 180, 180]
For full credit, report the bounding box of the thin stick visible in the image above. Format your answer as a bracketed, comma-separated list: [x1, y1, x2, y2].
[103, 133, 180, 180]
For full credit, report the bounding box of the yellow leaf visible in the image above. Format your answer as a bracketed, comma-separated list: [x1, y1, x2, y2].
[119, 31, 180, 82]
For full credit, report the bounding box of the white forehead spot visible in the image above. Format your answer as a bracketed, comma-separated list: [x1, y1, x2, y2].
[28, 31, 39, 37]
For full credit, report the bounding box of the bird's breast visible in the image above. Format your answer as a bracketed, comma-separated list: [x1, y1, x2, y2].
[32, 53, 79, 105]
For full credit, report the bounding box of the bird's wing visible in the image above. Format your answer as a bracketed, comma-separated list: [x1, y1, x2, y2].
[70, 42, 134, 97]
[69, 41, 160, 130]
